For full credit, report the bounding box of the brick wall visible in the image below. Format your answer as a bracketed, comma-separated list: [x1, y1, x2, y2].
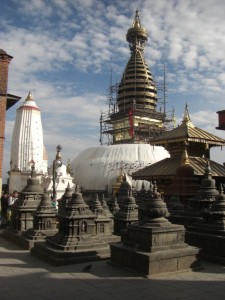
[0, 50, 13, 193]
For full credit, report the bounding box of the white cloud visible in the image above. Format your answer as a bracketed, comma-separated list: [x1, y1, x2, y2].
[2, 0, 225, 183]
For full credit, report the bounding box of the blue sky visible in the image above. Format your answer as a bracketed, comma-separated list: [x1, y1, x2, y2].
[1, 0, 225, 182]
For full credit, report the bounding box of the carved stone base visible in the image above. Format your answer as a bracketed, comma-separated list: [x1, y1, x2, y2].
[110, 243, 201, 277]
[31, 241, 110, 266]
[186, 224, 225, 264]
[2, 229, 44, 250]
[110, 222, 201, 276]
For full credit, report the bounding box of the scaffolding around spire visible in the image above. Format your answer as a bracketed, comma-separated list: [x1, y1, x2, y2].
[100, 11, 174, 145]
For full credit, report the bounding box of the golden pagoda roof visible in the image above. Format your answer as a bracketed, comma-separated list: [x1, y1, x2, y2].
[132, 156, 225, 180]
[150, 104, 225, 146]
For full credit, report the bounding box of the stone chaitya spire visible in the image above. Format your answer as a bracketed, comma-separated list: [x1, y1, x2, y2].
[114, 189, 138, 235]
[117, 174, 131, 206]
[9, 91, 48, 192]
[89, 194, 120, 244]
[58, 182, 73, 214]
[108, 194, 120, 214]
[195, 160, 219, 210]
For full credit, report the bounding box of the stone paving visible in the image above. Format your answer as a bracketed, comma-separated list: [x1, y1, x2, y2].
[0, 234, 225, 300]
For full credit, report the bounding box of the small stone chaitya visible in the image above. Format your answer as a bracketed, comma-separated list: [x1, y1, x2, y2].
[111, 182, 201, 276]
[31, 186, 118, 265]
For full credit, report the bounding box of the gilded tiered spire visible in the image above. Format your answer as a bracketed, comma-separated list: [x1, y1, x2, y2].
[117, 10, 158, 112]
[101, 10, 165, 145]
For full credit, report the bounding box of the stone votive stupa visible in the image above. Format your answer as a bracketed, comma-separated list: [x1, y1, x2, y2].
[194, 160, 219, 211]
[23, 189, 58, 249]
[111, 182, 201, 277]
[113, 189, 138, 235]
[117, 174, 131, 206]
[90, 194, 120, 244]
[108, 194, 120, 214]
[2, 165, 44, 249]
[31, 186, 111, 265]
[57, 182, 73, 214]
[186, 183, 225, 263]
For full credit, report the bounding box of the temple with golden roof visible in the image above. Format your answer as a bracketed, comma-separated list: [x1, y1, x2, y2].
[133, 104, 225, 196]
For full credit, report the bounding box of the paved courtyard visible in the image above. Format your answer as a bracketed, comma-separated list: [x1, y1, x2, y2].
[0, 234, 225, 300]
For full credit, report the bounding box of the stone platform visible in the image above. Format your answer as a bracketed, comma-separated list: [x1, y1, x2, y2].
[2, 228, 44, 250]
[31, 241, 111, 266]
[110, 243, 201, 277]
[1, 234, 225, 300]
[186, 225, 225, 264]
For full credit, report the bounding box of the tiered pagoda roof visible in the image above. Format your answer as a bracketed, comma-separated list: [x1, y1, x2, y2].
[133, 105, 225, 180]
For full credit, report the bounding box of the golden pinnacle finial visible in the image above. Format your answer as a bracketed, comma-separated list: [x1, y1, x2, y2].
[133, 9, 141, 27]
[181, 142, 189, 166]
[181, 103, 194, 127]
[26, 91, 34, 101]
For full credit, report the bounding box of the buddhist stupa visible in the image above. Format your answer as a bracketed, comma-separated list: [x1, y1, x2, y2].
[71, 10, 169, 192]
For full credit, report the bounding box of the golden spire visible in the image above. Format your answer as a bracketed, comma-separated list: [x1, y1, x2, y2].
[181, 103, 194, 127]
[112, 168, 124, 196]
[132, 9, 141, 28]
[181, 142, 189, 165]
[126, 9, 148, 52]
[25, 91, 34, 101]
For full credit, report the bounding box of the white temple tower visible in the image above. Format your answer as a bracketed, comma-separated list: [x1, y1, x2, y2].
[9, 91, 48, 192]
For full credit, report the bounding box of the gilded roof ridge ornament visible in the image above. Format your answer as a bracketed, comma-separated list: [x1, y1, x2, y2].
[26, 90, 34, 101]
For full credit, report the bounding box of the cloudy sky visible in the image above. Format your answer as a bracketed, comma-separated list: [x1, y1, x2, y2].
[1, 0, 225, 182]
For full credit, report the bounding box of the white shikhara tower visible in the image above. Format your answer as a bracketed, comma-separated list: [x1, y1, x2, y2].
[9, 91, 48, 192]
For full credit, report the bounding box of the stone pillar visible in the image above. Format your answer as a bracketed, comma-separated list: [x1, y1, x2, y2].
[0, 49, 13, 195]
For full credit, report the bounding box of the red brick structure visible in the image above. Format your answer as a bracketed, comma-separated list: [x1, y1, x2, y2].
[0, 49, 20, 195]
[216, 110, 225, 130]
[0, 49, 12, 194]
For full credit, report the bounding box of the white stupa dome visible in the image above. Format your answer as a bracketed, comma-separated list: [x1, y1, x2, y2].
[71, 144, 169, 192]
